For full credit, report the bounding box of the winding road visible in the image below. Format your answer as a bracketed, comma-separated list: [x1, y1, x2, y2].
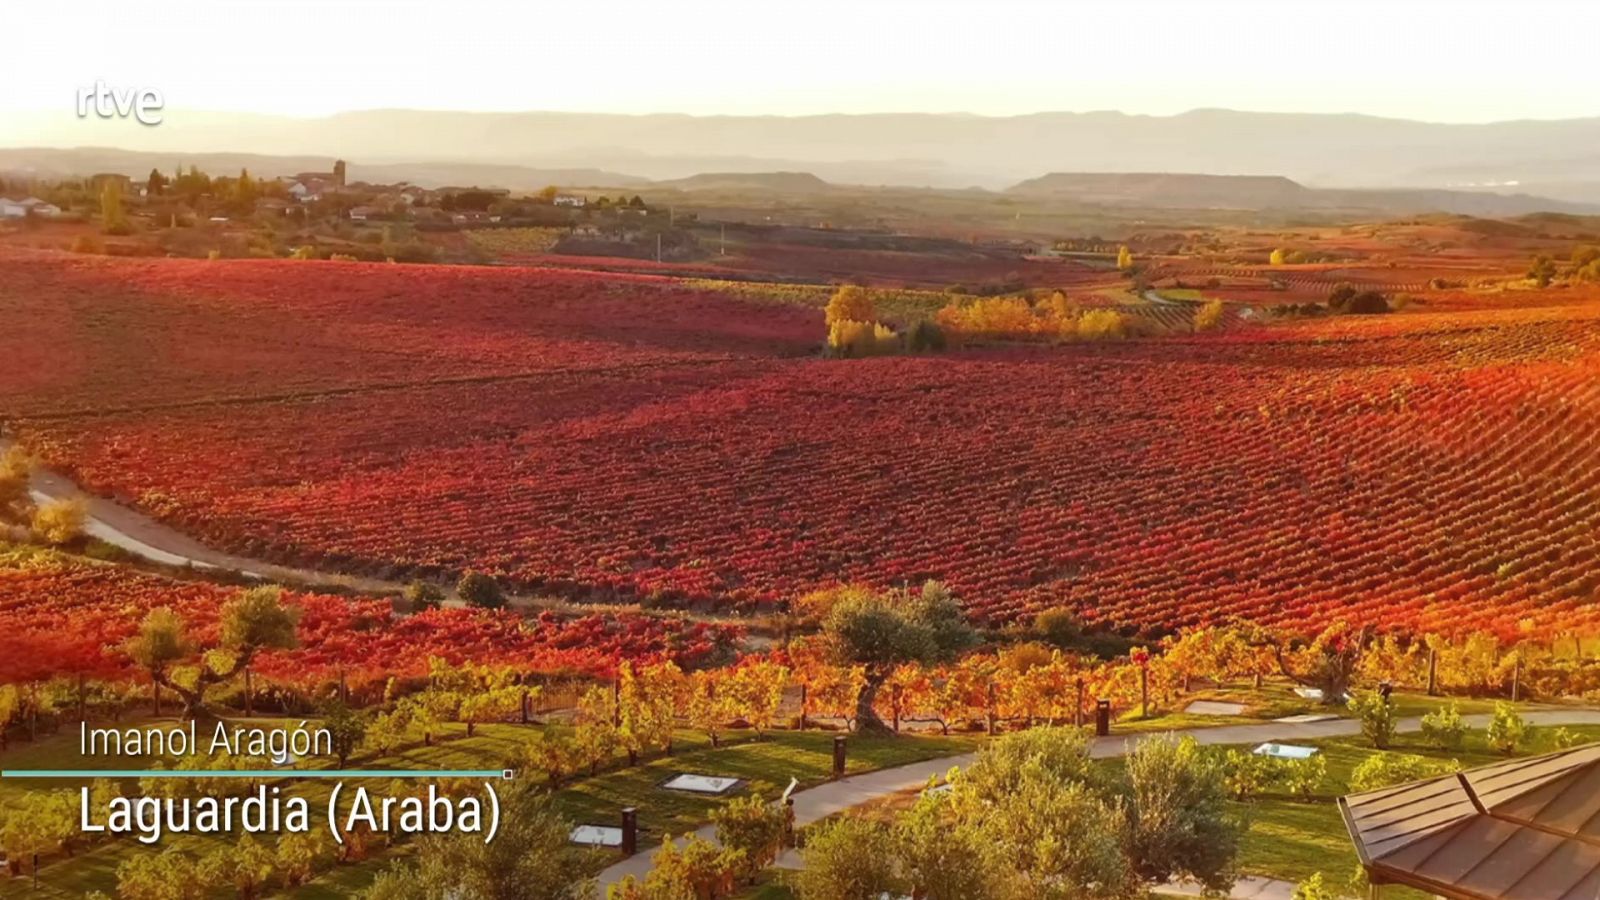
[3, 437, 763, 631]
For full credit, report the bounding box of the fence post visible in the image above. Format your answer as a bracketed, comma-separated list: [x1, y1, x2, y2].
[620, 807, 638, 856]
[1095, 699, 1111, 737]
[832, 735, 847, 779]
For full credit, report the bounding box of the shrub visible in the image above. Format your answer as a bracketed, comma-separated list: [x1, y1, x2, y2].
[711, 794, 786, 882]
[207, 249, 222, 260]
[795, 817, 900, 900]
[403, 581, 445, 611]
[290, 245, 317, 260]
[1487, 702, 1529, 755]
[1347, 691, 1396, 749]
[1547, 727, 1581, 751]
[1223, 749, 1272, 800]
[1077, 309, 1127, 340]
[330, 253, 359, 262]
[1291, 872, 1337, 900]
[70, 234, 104, 254]
[826, 320, 898, 358]
[1280, 754, 1328, 801]
[456, 571, 504, 609]
[904, 319, 947, 353]
[1345, 291, 1389, 315]
[31, 498, 87, 546]
[1193, 299, 1226, 331]
[1420, 703, 1467, 751]
[1124, 735, 1242, 893]
[1348, 753, 1461, 792]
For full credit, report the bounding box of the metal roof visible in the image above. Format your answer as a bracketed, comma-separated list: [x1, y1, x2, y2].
[1340, 744, 1600, 900]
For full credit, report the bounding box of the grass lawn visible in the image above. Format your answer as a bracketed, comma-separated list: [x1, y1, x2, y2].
[1115, 681, 1547, 734]
[1232, 723, 1600, 894]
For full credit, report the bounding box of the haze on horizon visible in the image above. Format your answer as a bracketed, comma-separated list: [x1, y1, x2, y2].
[4, 0, 1600, 129]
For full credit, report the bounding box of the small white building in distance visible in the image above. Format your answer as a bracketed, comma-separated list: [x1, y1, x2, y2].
[0, 197, 62, 218]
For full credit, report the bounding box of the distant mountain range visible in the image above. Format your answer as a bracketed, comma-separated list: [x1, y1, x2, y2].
[1006, 172, 1598, 216]
[7, 107, 1600, 201]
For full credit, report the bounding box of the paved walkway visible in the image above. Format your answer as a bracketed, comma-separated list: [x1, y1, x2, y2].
[597, 708, 1600, 895]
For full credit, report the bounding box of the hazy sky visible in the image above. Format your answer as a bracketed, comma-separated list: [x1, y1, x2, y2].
[4, 0, 1598, 123]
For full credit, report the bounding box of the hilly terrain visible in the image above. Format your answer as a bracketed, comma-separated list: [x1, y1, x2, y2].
[1008, 172, 1598, 215]
[9, 107, 1600, 198]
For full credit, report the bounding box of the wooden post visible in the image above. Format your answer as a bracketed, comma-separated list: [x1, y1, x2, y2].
[1427, 647, 1438, 696]
[1140, 667, 1150, 719]
[832, 735, 847, 779]
[1074, 678, 1085, 729]
[339, 669, 348, 704]
[784, 797, 796, 846]
[620, 807, 638, 856]
[985, 682, 997, 736]
[1512, 657, 1522, 703]
[612, 676, 622, 727]
[891, 684, 902, 734]
[799, 684, 808, 731]
[1095, 699, 1111, 737]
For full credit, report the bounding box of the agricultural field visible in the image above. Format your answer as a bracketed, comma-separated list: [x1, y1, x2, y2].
[2, 243, 1599, 638]
[0, 543, 741, 688]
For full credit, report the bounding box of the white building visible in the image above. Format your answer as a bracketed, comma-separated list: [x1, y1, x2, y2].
[0, 197, 60, 218]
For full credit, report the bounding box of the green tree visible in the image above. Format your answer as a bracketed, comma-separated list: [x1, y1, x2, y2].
[100, 179, 129, 234]
[236, 168, 258, 205]
[458, 570, 505, 608]
[817, 581, 976, 733]
[126, 586, 300, 719]
[320, 698, 367, 768]
[1528, 255, 1557, 288]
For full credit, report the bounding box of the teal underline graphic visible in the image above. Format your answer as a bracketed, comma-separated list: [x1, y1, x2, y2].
[1, 769, 507, 779]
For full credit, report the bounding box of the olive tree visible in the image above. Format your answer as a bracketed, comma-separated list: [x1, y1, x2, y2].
[816, 581, 976, 733]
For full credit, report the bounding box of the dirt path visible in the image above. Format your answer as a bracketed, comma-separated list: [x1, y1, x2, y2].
[596, 708, 1600, 895]
[4, 437, 764, 633]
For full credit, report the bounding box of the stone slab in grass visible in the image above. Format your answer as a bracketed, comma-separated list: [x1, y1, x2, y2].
[1252, 742, 1319, 759]
[660, 773, 742, 795]
[1183, 700, 1247, 716]
[570, 824, 623, 847]
[1274, 713, 1339, 724]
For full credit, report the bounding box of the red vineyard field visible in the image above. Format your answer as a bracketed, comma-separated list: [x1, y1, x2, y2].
[7, 250, 1600, 639]
[0, 249, 821, 418]
[0, 549, 740, 686]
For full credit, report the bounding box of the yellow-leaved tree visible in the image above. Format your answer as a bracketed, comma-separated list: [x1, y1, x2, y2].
[823, 285, 876, 327]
